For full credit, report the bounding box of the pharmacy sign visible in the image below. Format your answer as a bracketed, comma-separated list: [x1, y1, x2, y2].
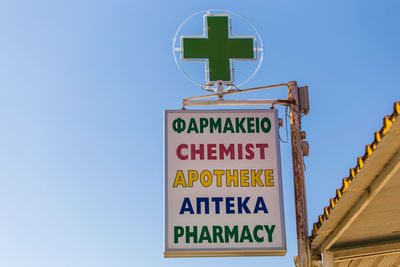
[181, 15, 256, 83]
[164, 110, 286, 257]
[173, 10, 262, 88]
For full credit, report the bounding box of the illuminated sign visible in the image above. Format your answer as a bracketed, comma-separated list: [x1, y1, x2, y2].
[173, 9, 263, 89]
[181, 15, 255, 83]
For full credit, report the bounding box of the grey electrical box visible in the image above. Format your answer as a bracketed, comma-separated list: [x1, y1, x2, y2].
[298, 86, 310, 115]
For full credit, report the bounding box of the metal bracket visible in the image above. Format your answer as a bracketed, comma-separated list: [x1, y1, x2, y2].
[217, 80, 224, 101]
[182, 82, 294, 109]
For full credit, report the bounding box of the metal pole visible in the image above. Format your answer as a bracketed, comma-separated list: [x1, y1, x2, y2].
[288, 81, 311, 267]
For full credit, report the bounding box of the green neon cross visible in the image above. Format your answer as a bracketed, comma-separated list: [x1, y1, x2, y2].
[182, 16, 255, 82]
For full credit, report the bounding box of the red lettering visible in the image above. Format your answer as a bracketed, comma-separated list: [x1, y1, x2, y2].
[256, 143, 268, 159]
[191, 144, 204, 160]
[177, 143, 268, 160]
[219, 144, 234, 160]
[176, 144, 188, 160]
[245, 144, 255, 159]
[238, 144, 243, 160]
[207, 144, 217, 160]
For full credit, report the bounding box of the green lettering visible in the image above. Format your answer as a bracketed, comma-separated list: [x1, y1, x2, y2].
[210, 118, 221, 133]
[199, 226, 212, 243]
[187, 118, 199, 133]
[235, 117, 246, 133]
[223, 118, 234, 133]
[185, 226, 198, 243]
[239, 225, 253, 243]
[253, 225, 264, 242]
[263, 225, 275, 242]
[199, 118, 208, 133]
[247, 117, 255, 133]
[212, 226, 224, 243]
[255, 117, 260, 132]
[174, 226, 184, 244]
[224, 225, 239, 242]
[261, 117, 271, 133]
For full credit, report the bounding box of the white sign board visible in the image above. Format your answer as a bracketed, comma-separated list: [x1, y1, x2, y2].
[164, 109, 286, 257]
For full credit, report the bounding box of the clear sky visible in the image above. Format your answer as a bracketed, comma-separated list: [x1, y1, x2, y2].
[0, 0, 399, 266]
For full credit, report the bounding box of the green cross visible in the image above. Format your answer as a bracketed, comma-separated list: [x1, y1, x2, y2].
[182, 15, 255, 82]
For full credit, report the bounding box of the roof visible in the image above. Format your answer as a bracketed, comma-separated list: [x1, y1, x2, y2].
[310, 101, 400, 266]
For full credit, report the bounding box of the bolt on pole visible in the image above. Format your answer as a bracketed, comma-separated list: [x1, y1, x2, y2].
[288, 81, 311, 267]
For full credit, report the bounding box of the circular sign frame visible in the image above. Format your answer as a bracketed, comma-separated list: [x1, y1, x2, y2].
[172, 9, 264, 92]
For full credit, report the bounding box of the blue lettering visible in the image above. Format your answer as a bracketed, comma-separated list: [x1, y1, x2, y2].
[226, 197, 235, 214]
[196, 197, 210, 214]
[253, 197, 268, 214]
[211, 197, 223, 214]
[179, 197, 194, 214]
[238, 197, 251, 214]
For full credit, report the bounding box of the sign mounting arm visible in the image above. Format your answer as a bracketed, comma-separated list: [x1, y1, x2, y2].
[182, 82, 293, 109]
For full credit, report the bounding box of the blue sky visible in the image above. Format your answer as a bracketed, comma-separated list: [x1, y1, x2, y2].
[0, 0, 399, 266]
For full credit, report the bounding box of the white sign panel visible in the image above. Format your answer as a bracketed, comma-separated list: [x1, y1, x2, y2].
[164, 109, 286, 257]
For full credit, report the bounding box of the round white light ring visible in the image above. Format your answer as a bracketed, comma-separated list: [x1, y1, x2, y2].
[172, 9, 264, 90]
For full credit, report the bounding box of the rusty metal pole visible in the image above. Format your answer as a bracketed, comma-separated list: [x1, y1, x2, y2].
[288, 81, 311, 267]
